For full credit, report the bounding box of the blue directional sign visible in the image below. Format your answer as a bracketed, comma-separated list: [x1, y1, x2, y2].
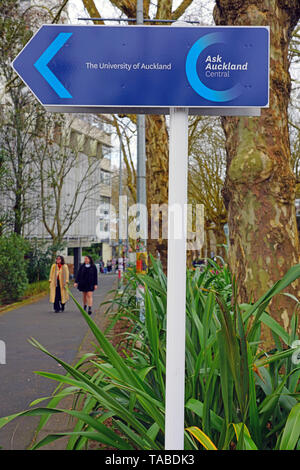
[12, 25, 269, 112]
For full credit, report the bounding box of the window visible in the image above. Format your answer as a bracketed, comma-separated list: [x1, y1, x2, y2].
[99, 220, 109, 232]
[101, 170, 111, 185]
[99, 196, 110, 216]
[102, 145, 111, 160]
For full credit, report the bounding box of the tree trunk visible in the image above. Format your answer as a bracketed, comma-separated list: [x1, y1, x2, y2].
[214, 0, 300, 342]
[13, 191, 22, 235]
[14, 114, 23, 235]
[146, 114, 169, 271]
[205, 223, 211, 259]
[214, 224, 227, 260]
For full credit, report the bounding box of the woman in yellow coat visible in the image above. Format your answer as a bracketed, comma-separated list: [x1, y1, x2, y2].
[49, 255, 69, 313]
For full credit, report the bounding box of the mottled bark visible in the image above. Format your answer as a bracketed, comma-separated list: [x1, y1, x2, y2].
[156, 0, 172, 20]
[214, 0, 300, 342]
[82, 0, 105, 24]
[145, 114, 169, 271]
[205, 223, 211, 258]
[214, 225, 227, 259]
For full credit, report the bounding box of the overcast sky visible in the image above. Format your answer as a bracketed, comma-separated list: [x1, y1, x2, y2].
[68, 0, 215, 24]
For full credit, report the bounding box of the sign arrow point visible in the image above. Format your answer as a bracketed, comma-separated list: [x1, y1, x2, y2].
[34, 32, 73, 99]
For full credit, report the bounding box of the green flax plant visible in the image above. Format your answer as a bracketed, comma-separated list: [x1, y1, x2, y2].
[0, 257, 299, 450]
[185, 261, 300, 450]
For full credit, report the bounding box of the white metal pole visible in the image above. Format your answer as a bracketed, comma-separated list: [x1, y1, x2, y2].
[136, 0, 147, 252]
[165, 107, 189, 450]
[118, 137, 123, 285]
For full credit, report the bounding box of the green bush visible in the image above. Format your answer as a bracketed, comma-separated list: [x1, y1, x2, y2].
[26, 239, 65, 283]
[0, 234, 29, 303]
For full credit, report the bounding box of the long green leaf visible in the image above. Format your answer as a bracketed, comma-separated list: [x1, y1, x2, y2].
[185, 398, 223, 432]
[232, 423, 258, 450]
[280, 403, 300, 450]
[216, 330, 233, 426]
[186, 426, 218, 450]
[32, 431, 131, 451]
[246, 264, 300, 336]
[247, 345, 261, 448]
[0, 408, 61, 430]
[68, 291, 156, 398]
[28, 339, 160, 448]
[32, 407, 134, 450]
[260, 313, 290, 345]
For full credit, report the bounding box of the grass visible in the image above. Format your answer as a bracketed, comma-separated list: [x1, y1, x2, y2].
[23, 280, 49, 298]
[0, 280, 49, 313]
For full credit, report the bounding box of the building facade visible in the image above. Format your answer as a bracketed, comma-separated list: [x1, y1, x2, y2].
[1, 2, 116, 275]
[23, 115, 115, 275]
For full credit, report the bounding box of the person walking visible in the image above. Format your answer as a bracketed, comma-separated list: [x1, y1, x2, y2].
[99, 259, 104, 273]
[49, 255, 69, 313]
[107, 259, 112, 273]
[74, 255, 98, 315]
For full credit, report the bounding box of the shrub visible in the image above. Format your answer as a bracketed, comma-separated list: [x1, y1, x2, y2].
[26, 239, 65, 283]
[0, 257, 299, 450]
[0, 234, 29, 303]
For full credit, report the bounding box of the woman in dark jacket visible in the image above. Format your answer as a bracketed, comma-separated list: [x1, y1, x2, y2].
[74, 255, 98, 315]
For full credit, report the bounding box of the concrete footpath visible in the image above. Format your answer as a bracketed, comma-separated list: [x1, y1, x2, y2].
[0, 274, 117, 450]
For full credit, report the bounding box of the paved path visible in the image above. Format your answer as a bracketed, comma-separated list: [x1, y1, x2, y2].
[0, 274, 117, 450]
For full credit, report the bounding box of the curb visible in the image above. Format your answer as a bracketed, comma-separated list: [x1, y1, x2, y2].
[28, 281, 117, 450]
[0, 291, 49, 318]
